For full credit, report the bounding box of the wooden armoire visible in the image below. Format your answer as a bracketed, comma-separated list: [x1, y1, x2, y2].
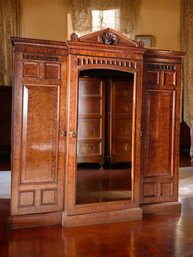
[8, 28, 184, 229]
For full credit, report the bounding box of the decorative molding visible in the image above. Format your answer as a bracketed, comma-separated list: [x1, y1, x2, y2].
[78, 57, 137, 69]
[23, 54, 59, 62]
[148, 64, 176, 71]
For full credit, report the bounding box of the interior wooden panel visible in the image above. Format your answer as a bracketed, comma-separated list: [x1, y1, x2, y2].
[78, 119, 101, 139]
[111, 118, 132, 162]
[143, 90, 175, 177]
[79, 98, 102, 114]
[41, 189, 57, 205]
[77, 76, 133, 165]
[79, 79, 102, 96]
[77, 77, 105, 164]
[161, 182, 173, 196]
[147, 70, 160, 86]
[110, 79, 133, 163]
[77, 142, 102, 156]
[21, 84, 59, 183]
[143, 183, 157, 198]
[113, 118, 132, 138]
[45, 63, 60, 79]
[112, 142, 132, 156]
[19, 191, 35, 207]
[163, 71, 176, 86]
[23, 62, 39, 78]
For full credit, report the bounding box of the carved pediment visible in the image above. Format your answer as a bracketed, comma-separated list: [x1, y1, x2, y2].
[70, 28, 144, 48]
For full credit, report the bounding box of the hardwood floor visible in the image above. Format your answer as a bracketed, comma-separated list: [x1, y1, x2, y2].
[1, 197, 193, 257]
[0, 152, 193, 257]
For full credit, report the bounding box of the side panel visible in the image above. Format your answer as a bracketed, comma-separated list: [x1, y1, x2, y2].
[11, 51, 67, 215]
[141, 62, 180, 204]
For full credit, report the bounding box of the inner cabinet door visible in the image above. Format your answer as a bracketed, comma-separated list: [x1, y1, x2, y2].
[141, 62, 179, 203]
[77, 77, 105, 165]
[11, 56, 66, 215]
[108, 79, 133, 164]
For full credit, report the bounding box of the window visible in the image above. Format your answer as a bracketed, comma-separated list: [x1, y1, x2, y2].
[91, 9, 120, 32]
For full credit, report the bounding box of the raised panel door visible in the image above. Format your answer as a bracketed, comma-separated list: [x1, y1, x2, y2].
[11, 53, 67, 216]
[77, 77, 105, 164]
[141, 62, 178, 204]
[108, 79, 133, 164]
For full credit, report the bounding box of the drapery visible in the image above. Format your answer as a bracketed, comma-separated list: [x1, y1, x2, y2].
[181, 0, 193, 158]
[0, 0, 20, 86]
[67, 0, 141, 38]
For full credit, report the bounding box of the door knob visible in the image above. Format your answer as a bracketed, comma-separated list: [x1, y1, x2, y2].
[69, 131, 76, 138]
[60, 129, 67, 137]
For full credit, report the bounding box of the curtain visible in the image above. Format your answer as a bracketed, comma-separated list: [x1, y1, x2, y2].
[67, 0, 141, 38]
[181, 0, 193, 159]
[0, 0, 20, 86]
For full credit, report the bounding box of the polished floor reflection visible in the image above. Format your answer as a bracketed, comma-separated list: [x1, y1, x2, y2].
[1, 197, 193, 257]
[76, 163, 132, 204]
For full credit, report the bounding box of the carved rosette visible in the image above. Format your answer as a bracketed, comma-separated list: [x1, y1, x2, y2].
[98, 31, 118, 45]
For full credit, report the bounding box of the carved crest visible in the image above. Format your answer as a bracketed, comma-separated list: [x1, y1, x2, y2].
[98, 31, 118, 45]
[70, 28, 144, 48]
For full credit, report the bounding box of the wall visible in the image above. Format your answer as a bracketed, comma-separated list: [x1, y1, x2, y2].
[20, 0, 68, 41]
[136, 0, 180, 50]
[20, 0, 180, 49]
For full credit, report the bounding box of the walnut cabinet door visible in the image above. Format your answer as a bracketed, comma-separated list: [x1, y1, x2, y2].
[11, 51, 67, 216]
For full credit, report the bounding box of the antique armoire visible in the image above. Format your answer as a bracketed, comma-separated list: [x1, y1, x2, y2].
[8, 28, 184, 229]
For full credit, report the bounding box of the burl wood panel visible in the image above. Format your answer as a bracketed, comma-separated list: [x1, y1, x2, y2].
[141, 63, 178, 204]
[143, 90, 174, 176]
[21, 84, 59, 183]
[14, 82, 64, 214]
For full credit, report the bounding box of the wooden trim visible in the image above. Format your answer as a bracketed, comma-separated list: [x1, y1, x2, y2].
[62, 208, 142, 227]
[7, 211, 63, 230]
[141, 202, 181, 215]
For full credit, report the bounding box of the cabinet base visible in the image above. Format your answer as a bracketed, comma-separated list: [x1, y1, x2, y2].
[62, 207, 142, 227]
[141, 201, 181, 215]
[7, 202, 181, 229]
[7, 211, 62, 230]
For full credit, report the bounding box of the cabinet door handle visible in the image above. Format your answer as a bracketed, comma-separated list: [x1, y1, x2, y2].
[69, 131, 76, 138]
[60, 129, 67, 137]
